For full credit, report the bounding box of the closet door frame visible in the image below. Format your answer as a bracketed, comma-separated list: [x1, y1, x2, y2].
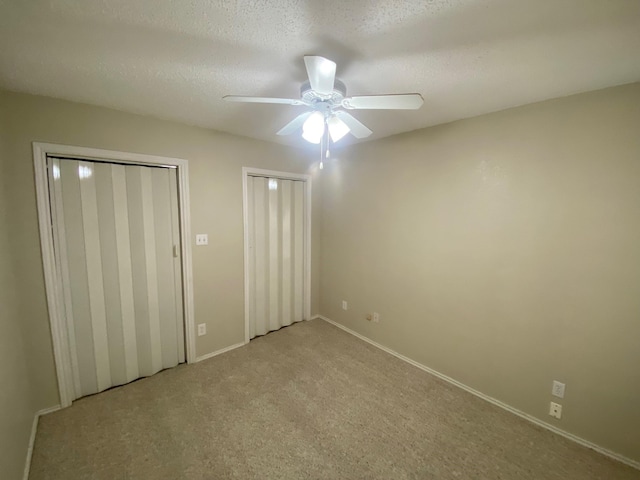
[33, 142, 196, 408]
[242, 167, 311, 343]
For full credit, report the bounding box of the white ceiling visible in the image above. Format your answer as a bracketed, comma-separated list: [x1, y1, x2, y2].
[1, 0, 639, 148]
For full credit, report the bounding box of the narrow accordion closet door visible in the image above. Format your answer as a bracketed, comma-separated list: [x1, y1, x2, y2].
[247, 176, 306, 339]
[48, 157, 185, 400]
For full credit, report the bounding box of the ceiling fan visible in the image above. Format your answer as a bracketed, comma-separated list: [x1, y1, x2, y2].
[223, 56, 424, 145]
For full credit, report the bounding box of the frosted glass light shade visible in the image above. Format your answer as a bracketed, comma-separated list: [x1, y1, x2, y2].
[327, 115, 350, 142]
[302, 129, 322, 144]
[302, 111, 325, 144]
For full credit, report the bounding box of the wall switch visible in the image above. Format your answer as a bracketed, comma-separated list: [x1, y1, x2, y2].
[552, 381, 566, 399]
[373, 312, 380, 323]
[195, 234, 208, 246]
[549, 402, 562, 419]
[197, 323, 207, 336]
[342, 300, 348, 310]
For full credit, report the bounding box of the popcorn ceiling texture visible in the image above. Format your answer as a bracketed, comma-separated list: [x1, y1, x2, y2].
[0, 0, 639, 146]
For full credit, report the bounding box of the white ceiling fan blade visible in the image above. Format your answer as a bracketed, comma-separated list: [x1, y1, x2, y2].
[277, 111, 314, 136]
[343, 94, 424, 110]
[334, 111, 372, 139]
[327, 116, 350, 143]
[304, 56, 336, 95]
[223, 95, 305, 105]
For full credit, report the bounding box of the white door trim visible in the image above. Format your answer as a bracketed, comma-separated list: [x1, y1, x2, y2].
[33, 142, 196, 408]
[242, 167, 312, 343]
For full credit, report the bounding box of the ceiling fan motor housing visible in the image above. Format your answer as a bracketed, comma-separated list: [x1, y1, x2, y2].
[301, 79, 347, 112]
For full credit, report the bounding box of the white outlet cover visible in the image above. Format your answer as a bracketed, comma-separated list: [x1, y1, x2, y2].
[197, 323, 206, 336]
[342, 301, 348, 310]
[552, 381, 566, 398]
[196, 234, 208, 246]
[549, 401, 562, 419]
[373, 312, 380, 323]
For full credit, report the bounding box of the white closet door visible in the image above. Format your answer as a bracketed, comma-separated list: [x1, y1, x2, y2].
[248, 176, 306, 339]
[48, 158, 185, 399]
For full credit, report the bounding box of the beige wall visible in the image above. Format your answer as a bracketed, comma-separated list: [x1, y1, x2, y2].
[3, 82, 639, 468]
[0, 90, 320, 414]
[0, 94, 39, 479]
[320, 83, 640, 462]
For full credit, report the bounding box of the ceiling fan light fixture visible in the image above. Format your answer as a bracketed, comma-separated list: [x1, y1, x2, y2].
[223, 56, 423, 147]
[302, 111, 325, 144]
[327, 115, 350, 143]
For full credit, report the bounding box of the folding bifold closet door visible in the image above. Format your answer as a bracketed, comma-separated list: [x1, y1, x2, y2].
[48, 157, 185, 400]
[246, 174, 308, 339]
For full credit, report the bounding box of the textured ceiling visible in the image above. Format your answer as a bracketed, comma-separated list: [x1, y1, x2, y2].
[1, 0, 639, 148]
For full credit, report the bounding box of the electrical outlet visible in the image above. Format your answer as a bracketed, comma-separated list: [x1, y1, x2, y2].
[195, 234, 208, 246]
[552, 381, 566, 399]
[197, 323, 207, 336]
[373, 312, 380, 323]
[342, 300, 348, 310]
[549, 402, 562, 419]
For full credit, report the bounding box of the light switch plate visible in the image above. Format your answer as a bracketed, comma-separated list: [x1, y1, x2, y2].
[552, 381, 566, 399]
[196, 234, 208, 246]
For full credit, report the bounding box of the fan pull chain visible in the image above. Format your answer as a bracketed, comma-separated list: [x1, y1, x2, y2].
[320, 118, 329, 170]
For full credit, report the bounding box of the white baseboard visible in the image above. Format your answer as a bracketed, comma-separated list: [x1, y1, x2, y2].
[23, 405, 62, 480]
[195, 342, 246, 363]
[313, 315, 640, 471]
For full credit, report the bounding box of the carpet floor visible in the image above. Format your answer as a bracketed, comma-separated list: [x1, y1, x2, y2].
[30, 319, 639, 479]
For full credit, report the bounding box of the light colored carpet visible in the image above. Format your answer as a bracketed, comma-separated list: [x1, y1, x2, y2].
[30, 319, 639, 479]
